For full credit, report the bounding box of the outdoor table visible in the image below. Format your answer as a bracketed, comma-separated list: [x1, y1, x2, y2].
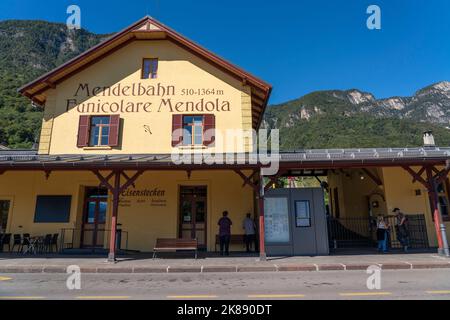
[23, 236, 44, 255]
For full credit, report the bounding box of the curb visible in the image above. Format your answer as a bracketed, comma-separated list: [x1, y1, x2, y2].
[1, 261, 449, 274]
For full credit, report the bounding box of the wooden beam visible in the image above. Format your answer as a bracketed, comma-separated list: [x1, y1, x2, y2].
[121, 171, 136, 189]
[264, 172, 286, 192]
[44, 170, 52, 180]
[434, 168, 450, 185]
[414, 167, 426, 183]
[92, 169, 144, 262]
[92, 170, 115, 192]
[251, 96, 265, 106]
[402, 166, 430, 190]
[119, 170, 144, 193]
[233, 169, 259, 193]
[362, 168, 382, 186]
[252, 87, 267, 100]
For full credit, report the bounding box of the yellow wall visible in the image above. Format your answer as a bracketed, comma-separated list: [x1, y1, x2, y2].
[39, 40, 254, 155]
[382, 167, 450, 247]
[328, 166, 450, 247]
[0, 170, 254, 252]
[327, 168, 387, 219]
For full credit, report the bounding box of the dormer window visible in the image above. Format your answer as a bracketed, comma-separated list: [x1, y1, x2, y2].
[142, 58, 158, 79]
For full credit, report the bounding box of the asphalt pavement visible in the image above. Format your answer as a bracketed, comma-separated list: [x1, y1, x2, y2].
[0, 269, 450, 300]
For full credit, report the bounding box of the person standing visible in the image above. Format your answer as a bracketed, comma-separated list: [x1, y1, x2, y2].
[393, 208, 410, 252]
[376, 216, 389, 253]
[218, 211, 232, 256]
[242, 213, 256, 253]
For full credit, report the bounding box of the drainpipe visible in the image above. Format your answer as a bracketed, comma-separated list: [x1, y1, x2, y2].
[426, 167, 450, 257]
[258, 176, 267, 261]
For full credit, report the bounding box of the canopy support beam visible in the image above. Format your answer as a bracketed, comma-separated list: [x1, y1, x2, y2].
[402, 164, 449, 257]
[92, 169, 144, 262]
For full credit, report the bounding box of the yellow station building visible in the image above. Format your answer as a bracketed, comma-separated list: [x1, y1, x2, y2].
[0, 17, 449, 260]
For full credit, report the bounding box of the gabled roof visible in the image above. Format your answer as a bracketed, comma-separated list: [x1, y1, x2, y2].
[19, 16, 272, 129]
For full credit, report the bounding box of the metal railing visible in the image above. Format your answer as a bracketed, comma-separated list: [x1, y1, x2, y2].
[327, 217, 374, 248]
[385, 215, 429, 249]
[60, 228, 129, 253]
[327, 214, 429, 249]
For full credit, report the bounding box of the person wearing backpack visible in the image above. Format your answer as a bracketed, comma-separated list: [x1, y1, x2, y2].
[393, 208, 410, 252]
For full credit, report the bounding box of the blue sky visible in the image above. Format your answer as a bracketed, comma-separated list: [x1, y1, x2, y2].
[1, 0, 449, 104]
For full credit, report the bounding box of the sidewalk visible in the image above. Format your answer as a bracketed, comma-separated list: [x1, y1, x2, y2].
[1, 251, 449, 274]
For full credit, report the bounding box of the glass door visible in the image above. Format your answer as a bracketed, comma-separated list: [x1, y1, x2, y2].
[81, 188, 108, 248]
[179, 187, 207, 249]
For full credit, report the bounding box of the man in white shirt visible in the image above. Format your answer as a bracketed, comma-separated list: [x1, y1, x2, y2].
[243, 213, 256, 253]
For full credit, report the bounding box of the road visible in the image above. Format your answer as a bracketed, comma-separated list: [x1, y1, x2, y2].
[0, 269, 450, 300]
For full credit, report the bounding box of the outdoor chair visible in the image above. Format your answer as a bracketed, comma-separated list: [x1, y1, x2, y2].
[12, 234, 22, 253]
[1, 233, 11, 252]
[51, 233, 59, 253]
[22, 233, 31, 253]
[42, 234, 52, 253]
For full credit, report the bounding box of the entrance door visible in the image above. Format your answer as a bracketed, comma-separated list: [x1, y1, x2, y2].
[0, 200, 11, 233]
[179, 186, 207, 249]
[81, 188, 108, 248]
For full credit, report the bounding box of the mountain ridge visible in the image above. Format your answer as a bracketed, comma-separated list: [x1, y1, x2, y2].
[264, 81, 450, 150]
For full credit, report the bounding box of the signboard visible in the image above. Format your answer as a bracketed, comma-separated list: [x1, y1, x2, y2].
[67, 82, 232, 114]
[295, 200, 311, 227]
[119, 187, 167, 208]
[264, 197, 290, 243]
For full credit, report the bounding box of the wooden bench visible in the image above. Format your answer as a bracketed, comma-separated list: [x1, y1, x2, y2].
[153, 238, 198, 259]
[215, 235, 246, 252]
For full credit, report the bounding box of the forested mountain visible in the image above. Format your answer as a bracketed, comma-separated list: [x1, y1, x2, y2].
[0, 20, 106, 148]
[264, 83, 450, 150]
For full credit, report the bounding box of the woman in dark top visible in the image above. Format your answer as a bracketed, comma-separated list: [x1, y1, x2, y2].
[218, 211, 232, 256]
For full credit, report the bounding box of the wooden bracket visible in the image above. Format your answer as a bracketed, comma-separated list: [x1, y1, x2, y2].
[264, 171, 286, 192]
[92, 170, 144, 194]
[44, 170, 52, 180]
[121, 171, 137, 189]
[433, 165, 450, 185]
[234, 169, 259, 194]
[362, 168, 383, 186]
[402, 166, 430, 190]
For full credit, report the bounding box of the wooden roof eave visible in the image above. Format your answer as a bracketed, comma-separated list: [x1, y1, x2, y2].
[18, 16, 272, 125]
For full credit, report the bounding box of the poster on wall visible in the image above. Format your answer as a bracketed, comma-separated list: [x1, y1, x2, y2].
[295, 200, 311, 227]
[264, 197, 290, 243]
